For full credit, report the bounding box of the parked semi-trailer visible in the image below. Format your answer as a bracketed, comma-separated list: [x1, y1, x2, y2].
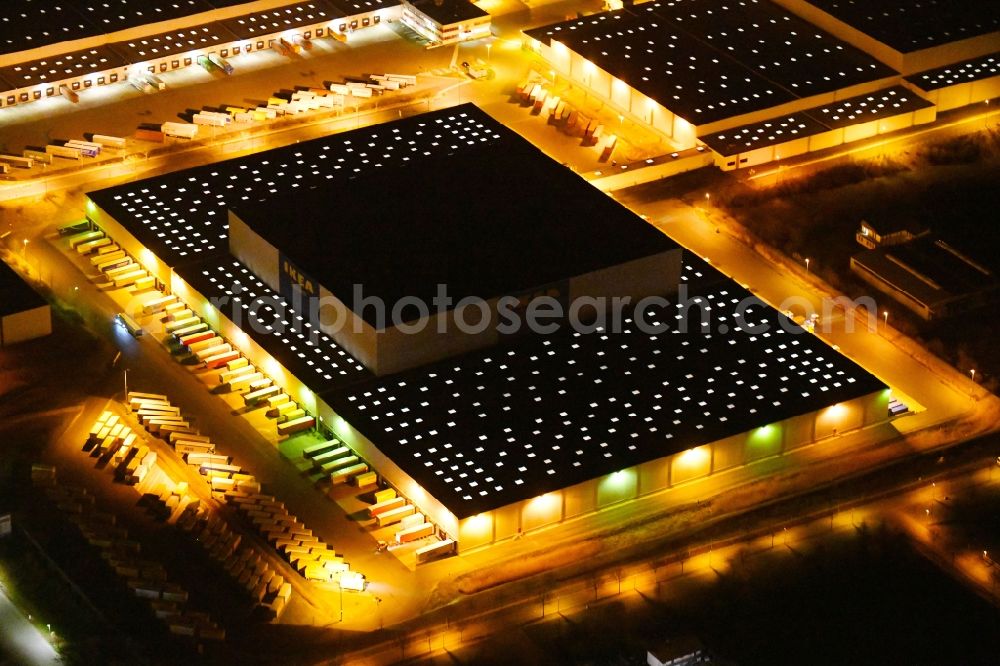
[162, 122, 198, 139]
[65, 140, 101, 157]
[91, 134, 126, 149]
[23, 148, 52, 164]
[135, 127, 165, 143]
[68, 230, 104, 249]
[193, 113, 227, 127]
[208, 53, 234, 75]
[97, 255, 131, 272]
[46, 144, 81, 160]
[0, 154, 33, 169]
[77, 237, 111, 254]
[145, 73, 166, 90]
[142, 295, 177, 315]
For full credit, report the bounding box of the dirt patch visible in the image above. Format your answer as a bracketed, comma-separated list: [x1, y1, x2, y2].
[455, 539, 603, 595]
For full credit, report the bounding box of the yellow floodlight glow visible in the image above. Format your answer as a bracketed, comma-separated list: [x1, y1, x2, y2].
[677, 445, 710, 466]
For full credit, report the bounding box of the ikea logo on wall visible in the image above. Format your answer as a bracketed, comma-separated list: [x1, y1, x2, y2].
[281, 257, 317, 297]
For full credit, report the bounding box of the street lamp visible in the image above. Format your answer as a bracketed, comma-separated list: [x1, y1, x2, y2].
[883, 310, 889, 326]
[805, 257, 810, 272]
[22, 238, 28, 257]
[970, 368, 977, 382]
[486, 42, 491, 63]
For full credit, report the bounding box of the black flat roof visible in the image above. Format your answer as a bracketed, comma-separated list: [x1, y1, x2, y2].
[324, 255, 886, 517]
[73, 0, 217, 34]
[0, 0, 259, 57]
[0, 45, 126, 91]
[906, 52, 1000, 92]
[176, 256, 372, 393]
[802, 0, 1000, 53]
[406, 0, 488, 25]
[524, 0, 895, 126]
[700, 85, 934, 155]
[88, 104, 676, 279]
[0, 258, 47, 317]
[231, 108, 677, 326]
[220, 1, 344, 39]
[328, 0, 400, 15]
[111, 23, 239, 63]
[852, 236, 999, 309]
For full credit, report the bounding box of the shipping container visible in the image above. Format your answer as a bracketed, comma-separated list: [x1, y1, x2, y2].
[193, 113, 227, 127]
[219, 365, 254, 385]
[67, 230, 103, 249]
[395, 522, 434, 543]
[98, 256, 132, 272]
[161, 122, 198, 139]
[92, 134, 127, 149]
[94, 243, 121, 256]
[244, 385, 281, 405]
[415, 539, 455, 563]
[66, 140, 102, 156]
[76, 237, 111, 254]
[24, 149, 53, 164]
[375, 503, 415, 527]
[0, 154, 33, 169]
[144, 73, 166, 90]
[165, 317, 201, 333]
[135, 128, 166, 143]
[176, 440, 216, 456]
[208, 53, 234, 75]
[330, 463, 368, 485]
[113, 270, 147, 288]
[142, 295, 177, 315]
[368, 496, 406, 517]
[105, 261, 140, 279]
[45, 144, 82, 160]
[385, 74, 417, 86]
[171, 322, 209, 338]
[204, 350, 240, 369]
[277, 416, 314, 436]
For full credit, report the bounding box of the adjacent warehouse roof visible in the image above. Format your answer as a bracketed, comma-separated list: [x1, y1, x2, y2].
[0, 45, 125, 90]
[74, 0, 217, 34]
[405, 0, 489, 25]
[230, 108, 676, 325]
[112, 23, 239, 62]
[0, 0, 263, 57]
[220, 1, 344, 39]
[800, 0, 1000, 53]
[700, 85, 933, 155]
[905, 52, 1000, 91]
[0, 258, 47, 317]
[328, 0, 400, 16]
[325, 256, 886, 517]
[524, 0, 895, 125]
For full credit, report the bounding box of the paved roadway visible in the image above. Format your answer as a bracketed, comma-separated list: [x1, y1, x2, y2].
[0, 583, 61, 666]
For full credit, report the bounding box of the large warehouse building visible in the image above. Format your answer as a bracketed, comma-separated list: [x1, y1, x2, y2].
[0, 259, 52, 347]
[524, 0, 997, 170]
[0, 0, 489, 109]
[85, 104, 889, 551]
[771, 0, 1000, 74]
